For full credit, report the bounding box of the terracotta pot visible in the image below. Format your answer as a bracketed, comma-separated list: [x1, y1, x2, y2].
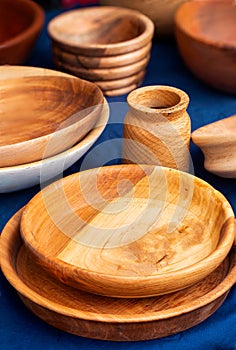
[99, 0, 188, 39]
[123, 85, 191, 171]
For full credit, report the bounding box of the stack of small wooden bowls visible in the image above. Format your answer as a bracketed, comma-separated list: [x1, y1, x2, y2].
[47, 6, 154, 96]
[1, 164, 235, 341]
[0, 65, 108, 193]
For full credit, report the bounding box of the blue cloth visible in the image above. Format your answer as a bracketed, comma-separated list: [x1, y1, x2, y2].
[0, 5, 236, 350]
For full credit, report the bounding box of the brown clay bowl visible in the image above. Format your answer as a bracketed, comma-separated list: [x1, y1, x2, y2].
[52, 42, 152, 69]
[0, 66, 104, 167]
[99, 0, 188, 39]
[20, 164, 235, 298]
[47, 6, 154, 57]
[175, 0, 236, 95]
[0, 0, 44, 64]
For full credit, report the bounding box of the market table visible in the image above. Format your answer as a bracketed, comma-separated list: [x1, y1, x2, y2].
[0, 5, 236, 350]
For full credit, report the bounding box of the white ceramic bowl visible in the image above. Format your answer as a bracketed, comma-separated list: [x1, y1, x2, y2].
[0, 100, 109, 193]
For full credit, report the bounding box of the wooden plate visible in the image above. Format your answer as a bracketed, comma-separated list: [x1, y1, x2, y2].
[1, 210, 236, 341]
[0, 99, 109, 193]
[0, 66, 103, 167]
[20, 165, 235, 298]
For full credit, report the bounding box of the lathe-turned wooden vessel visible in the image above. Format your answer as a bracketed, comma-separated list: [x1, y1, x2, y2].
[192, 115, 236, 178]
[0, 66, 103, 167]
[20, 164, 235, 298]
[1, 210, 236, 341]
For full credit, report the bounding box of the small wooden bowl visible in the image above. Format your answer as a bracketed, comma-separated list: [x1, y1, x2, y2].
[20, 165, 235, 298]
[52, 42, 152, 69]
[192, 115, 236, 178]
[0, 99, 109, 193]
[0, 0, 44, 64]
[175, 0, 236, 94]
[100, 0, 188, 39]
[47, 6, 154, 57]
[1, 209, 236, 341]
[0, 66, 104, 167]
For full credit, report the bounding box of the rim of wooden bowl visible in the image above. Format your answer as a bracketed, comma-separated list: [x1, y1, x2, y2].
[0, 66, 104, 167]
[47, 6, 154, 56]
[0, 0, 44, 50]
[175, 0, 236, 51]
[20, 165, 235, 298]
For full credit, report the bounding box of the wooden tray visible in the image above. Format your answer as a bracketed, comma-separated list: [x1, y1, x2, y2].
[1, 209, 236, 341]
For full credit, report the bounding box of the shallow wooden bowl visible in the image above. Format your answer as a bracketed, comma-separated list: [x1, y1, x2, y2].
[20, 165, 235, 298]
[52, 42, 152, 69]
[100, 0, 188, 39]
[175, 0, 236, 94]
[0, 0, 44, 64]
[47, 6, 154, 57]
[0, 66, 104, 167]
[0, 99, 109, 193]
[192, 115, 236, 178]
[1, 210, 236, 341]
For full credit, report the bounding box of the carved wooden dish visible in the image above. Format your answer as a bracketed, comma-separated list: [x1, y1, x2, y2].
[0, 66, 104, 167]
[0, 0, 44, 64]
[175, 0, 236, 94]
[20, 165, 235, 298]
[191, 115, 236, 178]
[48, 6, 154, 56]
[1, 210, 236, 341]
[0, 100, 109, 193]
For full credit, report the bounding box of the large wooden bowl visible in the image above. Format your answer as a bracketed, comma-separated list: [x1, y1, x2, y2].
[0, 99, 109, 193]
[175, 0, 236, 95]
[0, 66, 104, 167]
[100, 0, 188, 39]
[1, 209, 236, 341]
[20, 165, 235, 298]
[0, 0, 44, 64]
[47, 6, 154, 57]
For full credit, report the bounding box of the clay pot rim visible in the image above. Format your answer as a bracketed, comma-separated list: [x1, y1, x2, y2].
[47, 6, 154, 53]
[175, 0, 236, 51]
[0, 0, 44, 50]
[127, 85, 190, 114]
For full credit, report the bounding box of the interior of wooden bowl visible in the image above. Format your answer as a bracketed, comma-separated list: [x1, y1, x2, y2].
[0, 0, 43, 46]
[20, 165, 235, 297]
[0, 74, 103, 147]
[48, 7, 149, 48]
[176, 0, 236, 48]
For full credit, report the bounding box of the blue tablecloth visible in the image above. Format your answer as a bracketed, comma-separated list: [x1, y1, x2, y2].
[0, 5, 236, 350]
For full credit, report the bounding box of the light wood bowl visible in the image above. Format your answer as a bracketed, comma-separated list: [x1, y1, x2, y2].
[52, 42, 152, 69]
[100, 0, 188, 39]
[192, 115, 236, 178]
[1, 209, 236, 341]
[175, 0, 236, 95]
[0, 66, 104, 168]
[20, 165, 235, 298]
[47, 6, 154, 57]
[0, 0, 44, 64]
[0, 99, 109, 193]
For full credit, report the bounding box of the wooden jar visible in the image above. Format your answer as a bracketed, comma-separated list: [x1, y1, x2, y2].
[123, 86, 191, 172]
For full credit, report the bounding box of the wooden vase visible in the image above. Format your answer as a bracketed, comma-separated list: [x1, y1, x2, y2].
[123, 86, 191, 172]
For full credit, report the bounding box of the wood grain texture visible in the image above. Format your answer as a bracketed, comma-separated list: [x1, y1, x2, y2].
[1, 210, 236, 341]
[192, 115, 236, 178]
[175, 0, 236, 95]
[0, 66, 104, 167]
[20, 164, 235, 298]
[0, 0, 44, 64]
[0, 99, 109, 193]
[52, 42, 152, 69]
[100, 0, 188, 38]
[123, 85, 191, 171]
[48, 6, 154, 56]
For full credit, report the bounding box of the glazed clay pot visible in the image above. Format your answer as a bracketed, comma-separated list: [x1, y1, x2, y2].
[123, 86, 191, 172]
[99, 0, 188, 38]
